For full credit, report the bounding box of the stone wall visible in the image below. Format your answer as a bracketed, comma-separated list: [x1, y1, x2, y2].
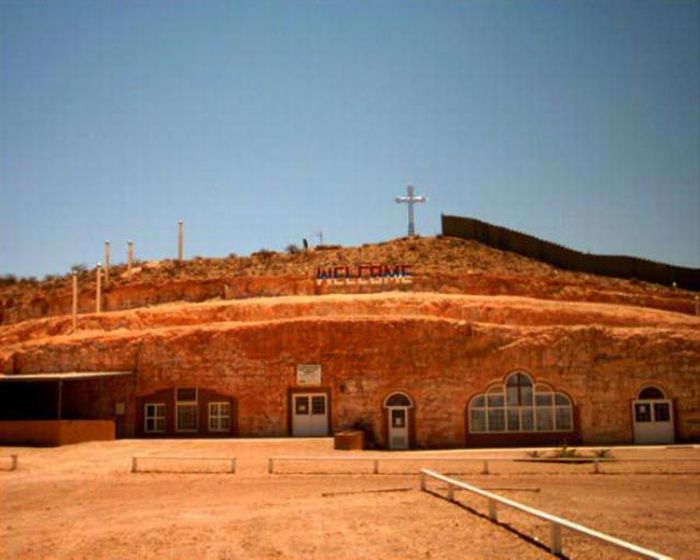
[5, 309, 698, 447]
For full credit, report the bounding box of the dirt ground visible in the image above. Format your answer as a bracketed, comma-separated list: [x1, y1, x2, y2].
[1, 440, 698, 560]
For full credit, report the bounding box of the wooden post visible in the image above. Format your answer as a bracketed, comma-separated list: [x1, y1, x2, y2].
[178, 220, 184, 263]
[104, 241, 110, 283]
[131, 457, 138, 473]
[420, 471, 426, 491]
[448, 485, 455, 502]
[71, 272, 78, 330]
[373, 459, 379, 474]
[268, 458, 274, 474]
[11, 454, 18, 471]
[127, 241, 134, 278]
[488, 498, 498, 521]
[550, 523, 562, 554]
[230, 458, 236, 474]
[95, 263, 102, 313]
[481, 459, 490, 475]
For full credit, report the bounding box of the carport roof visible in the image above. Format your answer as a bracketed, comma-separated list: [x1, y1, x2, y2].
[0, 371, 134, 382]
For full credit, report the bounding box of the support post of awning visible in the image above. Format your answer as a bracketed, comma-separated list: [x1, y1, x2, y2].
[57, 380, 63, 420]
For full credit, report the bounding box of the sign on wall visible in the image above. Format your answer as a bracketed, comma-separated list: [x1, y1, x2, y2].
[296, 364, 322, 385]
[315, 264, 413, 286]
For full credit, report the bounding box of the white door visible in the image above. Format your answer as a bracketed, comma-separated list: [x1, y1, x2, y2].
[388, 407, 409, 450]
[292, 393, 328, 437]
[632, 399, 674, 444]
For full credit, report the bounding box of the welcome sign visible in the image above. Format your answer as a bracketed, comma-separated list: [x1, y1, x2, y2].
[315, 264, 414, 286]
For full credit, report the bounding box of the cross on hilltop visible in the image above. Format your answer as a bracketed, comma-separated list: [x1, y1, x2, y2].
[395, 185, 427, 237]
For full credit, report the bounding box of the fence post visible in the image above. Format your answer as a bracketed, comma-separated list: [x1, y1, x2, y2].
[488, 498, 498, 521]
[550, 523, 562, 554]
[131, 457, 137, 473]
[420, 471, 426, 491]
[481, 459, 490, 475]
[448, 484, 455, 502]
[268, 458, 274, 474]
[11, 454, 18, 471]
[373, 459, 379, 474]
[593, 459, 600, 474]
[230, 458, 236, 474]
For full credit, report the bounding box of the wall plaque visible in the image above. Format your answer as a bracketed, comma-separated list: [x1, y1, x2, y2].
[296, 364, 322, 385]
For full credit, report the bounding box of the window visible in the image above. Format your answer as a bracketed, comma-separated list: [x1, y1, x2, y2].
[469, 372, 573, 434]
[176, 388, 198, 432]
[385, 393, 413, 407]
[638, 386, 665, 400]
[209, 402, 231, 432]
[145, 403, 166, 433]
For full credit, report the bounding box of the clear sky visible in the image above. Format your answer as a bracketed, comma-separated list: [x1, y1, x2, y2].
[1, 0, 699, 278]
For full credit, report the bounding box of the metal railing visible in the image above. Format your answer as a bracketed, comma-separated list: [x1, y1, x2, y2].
[420, 468, 673, 559]
[1, 454, 18, 471]
[267, 455, 699, 475]
[131, 456, 236, 474]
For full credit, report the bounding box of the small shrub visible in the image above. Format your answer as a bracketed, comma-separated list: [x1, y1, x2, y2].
[315, 244, 341, 251]
[526, 450, 543, 459]
[0, 274, 18, 286]
[285, 243, 301, 254]
[70, 263, 87, 274]
[592, 448, 613, 459]
[552, 444, 578, 458]
[252, 249, 276, 259]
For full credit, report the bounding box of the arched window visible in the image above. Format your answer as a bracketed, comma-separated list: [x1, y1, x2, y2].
[638, 386, 665, 400]
[469, 372, 573, 434]
[384, 392, 413, 407]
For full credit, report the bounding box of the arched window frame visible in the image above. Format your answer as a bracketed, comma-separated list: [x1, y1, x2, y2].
[469, 372, 573, 434]
[383, 392, 414, 408]
[637, 385, 666, 400]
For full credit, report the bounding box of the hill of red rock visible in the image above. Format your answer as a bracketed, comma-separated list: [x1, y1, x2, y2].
[1, 236, 696, 326]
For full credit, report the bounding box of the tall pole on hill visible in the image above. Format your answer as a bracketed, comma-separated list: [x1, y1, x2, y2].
[395, 185, 427, 237]
[104, 240, 110, 284]
[72, 272, 78, 329]
[178, 220, 184, 263]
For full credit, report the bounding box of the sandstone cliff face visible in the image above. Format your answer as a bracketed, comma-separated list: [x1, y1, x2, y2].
[2, 293, 698, 447]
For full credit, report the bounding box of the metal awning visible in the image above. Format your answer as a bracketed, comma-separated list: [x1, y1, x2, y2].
[0, 371, 133, 382]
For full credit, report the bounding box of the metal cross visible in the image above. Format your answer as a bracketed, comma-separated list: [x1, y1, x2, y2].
[395, 184, 427, 237]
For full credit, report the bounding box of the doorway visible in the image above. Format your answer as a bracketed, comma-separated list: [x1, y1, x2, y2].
[632, 386, 674, 444]
[384, 392, 413, 450]
[291, 393, 329, 437]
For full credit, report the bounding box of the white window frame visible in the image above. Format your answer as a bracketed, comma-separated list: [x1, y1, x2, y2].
[175, 388, 199, 433]
[469, 372, 573, 434]
[208, 401, 231, 433]
[144, 403, 166, 434]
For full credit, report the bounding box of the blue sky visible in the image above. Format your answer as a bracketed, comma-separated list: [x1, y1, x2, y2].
[1, 0, 698, 277]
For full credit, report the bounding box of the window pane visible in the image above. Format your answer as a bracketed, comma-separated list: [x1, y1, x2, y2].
[470, 409, 486, 432]
[536, 393, 553, 406]
[386, 393, 411, 407]
[654, 403, 671, 422]
[295, 397, 309, 415]
[177, 404, 198, 431]
[506, 386, 519, 406]
[488, 394, 504, 407]
[536, 407, 553, 431]
[635, 403, 651, 422]
[176, 388, 197, 402]
[555, 406, 572, 431]
[521, 407, 534, 431]
[520, 386, 533, 406]
[507, 409, 520, 431]
[471, 395, 485, 407]
[639, 387, 664, 400]
[311, 396, 326, 414]
[488, 408, 505, 432]
[555, 393, 570, 406]
[156, 417, 165, 432]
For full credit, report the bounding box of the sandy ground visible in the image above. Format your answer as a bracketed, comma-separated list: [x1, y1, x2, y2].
[1, 440, 698, 560]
